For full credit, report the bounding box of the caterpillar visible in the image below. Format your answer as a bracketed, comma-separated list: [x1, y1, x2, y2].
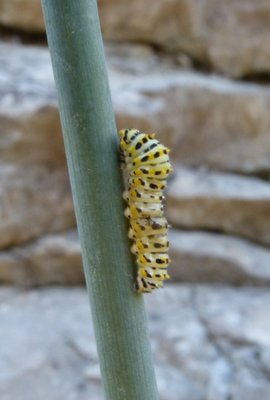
[119, 128, 173, 293]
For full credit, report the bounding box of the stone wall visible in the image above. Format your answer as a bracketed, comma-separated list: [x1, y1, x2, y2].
[1, 1, 270, 399]
[1, 36, 270, 287]
[2, 0, 270, 77]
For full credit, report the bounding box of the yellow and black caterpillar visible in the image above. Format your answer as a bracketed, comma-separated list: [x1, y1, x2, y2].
[119, 128, 173, 293]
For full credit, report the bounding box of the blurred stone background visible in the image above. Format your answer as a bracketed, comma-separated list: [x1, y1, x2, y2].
[1, 1, 270, 399]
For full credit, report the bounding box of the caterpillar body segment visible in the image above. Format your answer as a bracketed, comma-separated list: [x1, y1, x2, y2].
[131, 236, 169, 255]
[128, 177, 167, 192]
[123, 188, 164, 204]
[128, 217, 169, 239]
[125, 145, 170, 168]
[124, 203, 164, 219]
[129, 163, 173, 179]
[119, 128, 173, 294]
[137, 253, 171, 269]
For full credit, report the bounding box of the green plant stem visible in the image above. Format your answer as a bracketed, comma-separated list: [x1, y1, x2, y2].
[41, 1, 158, 399]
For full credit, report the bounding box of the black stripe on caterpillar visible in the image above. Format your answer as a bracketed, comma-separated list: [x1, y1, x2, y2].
[119, 128, 173, 294]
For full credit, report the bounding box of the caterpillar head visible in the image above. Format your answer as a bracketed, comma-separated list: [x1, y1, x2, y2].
[119, 129, 156, 153]
[119, 129, 140, 149]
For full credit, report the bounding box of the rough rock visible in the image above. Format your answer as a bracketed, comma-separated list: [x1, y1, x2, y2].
[1, 41, 270, 248]
[1, 285, 270, 400]
[2, 1, 270, 77]
[0, 0, 44, 33]
[3, 41, 270, 174]
[0, 231, 83, 285]
[114, 65, 270, 174]
[0, 165, 74, 249]
[2, 229, 270, 287]
[0, 43, 75, 248]
[169, 229, 270, 285]
[3, 40, 270, 172]
[167, 168, 270, 245]
[99, 0, 270, 77]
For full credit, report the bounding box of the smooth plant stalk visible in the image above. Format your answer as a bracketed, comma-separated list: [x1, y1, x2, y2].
[41, 1, 158, 399]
